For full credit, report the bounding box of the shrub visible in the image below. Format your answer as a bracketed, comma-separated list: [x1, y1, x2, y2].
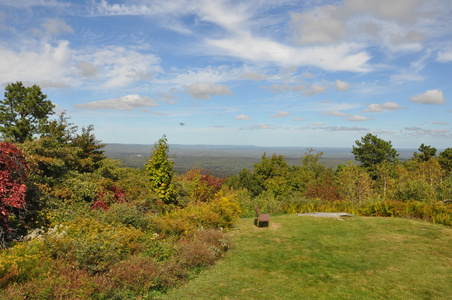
[95, 202, 152, 230]
[44, 217, 144, 274]
[178, 168, 226, 202]
[362, 200, 452, 226]
[152, 191, 241, 237]
[0, 238, 48, 288]
[0, 142, 29, 246]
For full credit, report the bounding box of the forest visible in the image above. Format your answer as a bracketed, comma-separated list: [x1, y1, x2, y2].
[1, 82, 452, 298]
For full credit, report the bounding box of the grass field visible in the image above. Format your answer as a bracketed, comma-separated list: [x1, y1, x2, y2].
[162, 215, 452, 299]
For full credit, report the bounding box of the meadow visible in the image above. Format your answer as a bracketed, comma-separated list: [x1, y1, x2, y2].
[163, 214, 452, 299]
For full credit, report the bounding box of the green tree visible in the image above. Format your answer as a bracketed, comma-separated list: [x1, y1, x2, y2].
[253, 153, 291, 198]
[352, 133, 398, 179]
[413, 144, 437, 162]
[336, 161, 373, 204]
[438, 148, 452, 175]
[0, 82, 55, 143]
[146, 135, 177, 205]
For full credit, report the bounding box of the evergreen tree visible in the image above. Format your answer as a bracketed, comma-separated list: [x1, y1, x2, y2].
[352, 133, 398, 179]
[413, 144, 437, 162]
[0, 82, 55, 143]
[146, 135, 177, 205]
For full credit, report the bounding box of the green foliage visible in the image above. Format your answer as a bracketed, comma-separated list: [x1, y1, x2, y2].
[413, 143, 437, 162]
[146, 135, 177, 205]
[252, 153, 292, 198]
[44, 217, 144, 274]
[438, 148, 452, 175]
[20, 113, 106, 188]
[362, 200, 452, 226]
[0, 82, 55, 143]
[352, 133, 398, 178]
[177, 168, 226, 202]
[336, 161, 373, 204]
[152, 191, 241, 237]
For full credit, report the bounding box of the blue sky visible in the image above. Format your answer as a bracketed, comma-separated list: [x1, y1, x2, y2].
[0, 0, 451, 149]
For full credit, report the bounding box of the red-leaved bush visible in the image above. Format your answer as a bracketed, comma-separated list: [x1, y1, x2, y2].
[91, 183, 127, 210]
[0, 142, 29, 238]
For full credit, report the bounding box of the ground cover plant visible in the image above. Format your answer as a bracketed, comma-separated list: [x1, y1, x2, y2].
[163, 214, 452, 299]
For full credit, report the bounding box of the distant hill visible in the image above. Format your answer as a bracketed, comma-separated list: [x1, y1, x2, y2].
[103, 143, 417, 176]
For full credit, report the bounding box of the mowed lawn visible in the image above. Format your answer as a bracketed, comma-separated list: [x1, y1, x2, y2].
[162, 214, 452, 299]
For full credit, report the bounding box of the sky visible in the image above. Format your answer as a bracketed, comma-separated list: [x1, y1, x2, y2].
[0, 0, 451, 149]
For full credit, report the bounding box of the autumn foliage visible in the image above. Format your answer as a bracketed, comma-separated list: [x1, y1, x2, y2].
[0, 142, 28, 242]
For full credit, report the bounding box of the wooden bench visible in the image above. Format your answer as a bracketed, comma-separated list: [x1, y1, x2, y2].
[255, 205, 270, 227]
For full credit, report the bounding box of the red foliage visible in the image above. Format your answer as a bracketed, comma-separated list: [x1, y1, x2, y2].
[305, 175, 341, 202]
[0, 142, 29, 230]
[91, 184, 127, 211]
[180, 168, 226, 202]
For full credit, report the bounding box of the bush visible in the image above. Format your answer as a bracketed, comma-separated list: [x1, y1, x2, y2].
[43, 217, 144, 274]
[152, 191, 241, 237]
[362, 200, 452, 226]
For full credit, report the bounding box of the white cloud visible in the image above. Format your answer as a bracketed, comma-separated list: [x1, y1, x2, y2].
[348, 115, 370, 121]
[294, 117, 304, 121]
[345, 0, 423, 22]
[405, 127, 451, 138]
[184, 82, 233, 99]
[270, 111, 290, 118]
[335, 79, 349, 91]
[432, 121, 448, 125]
[363, 102, 404, 112]
[0, 40, 72, 85]
[323, 126, 368, 131]
[303, 84, 327, 96]
[75, 94, 158, 110]
[207, 35, 371, 72]
[241, 72, 267, 80]
[291, 6, 346, 45]
[310, 122, 324, 126]
[0, 39, 162, 89]
[322, 110, 349, 117]
[83, 46, 161, 88]
[437, 51, 452, 63]
[41, 18, 74, 36]
[235, 114, 251, 120]
[265, 83, 304, 93]
[76, 62, 97, 78]
[409, 89, 445, 105]
[0, 0, 69, 8]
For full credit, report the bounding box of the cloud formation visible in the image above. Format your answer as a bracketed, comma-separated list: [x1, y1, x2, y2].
[409, 89, 445, 105]
[75, 94, 158, 110]
[363, 102, 404, 112]
[335, 79, 349, 91]
[348, 115, 370, 121]
[41, 18, 74, 36]
[235, 114, 251, 120]
[270, 111, 290, 118]
[184, 82, 233, 99]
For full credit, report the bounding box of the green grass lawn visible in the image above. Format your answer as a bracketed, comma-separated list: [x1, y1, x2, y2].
[162, 215, 452, 299]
